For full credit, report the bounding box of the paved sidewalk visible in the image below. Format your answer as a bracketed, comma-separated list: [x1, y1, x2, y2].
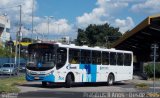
[127, 79, 160, 92]
[129, 79, 160, 85]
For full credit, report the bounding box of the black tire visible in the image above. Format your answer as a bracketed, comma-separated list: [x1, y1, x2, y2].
[65, 74, 73, 88]
[107, 74, 114, 86]
[15, 72, 18, 76]
[42, 82, 47, 87]
[14, 71, 18, 76]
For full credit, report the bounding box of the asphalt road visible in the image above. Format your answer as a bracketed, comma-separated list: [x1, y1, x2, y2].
[15, 81, 160, 98]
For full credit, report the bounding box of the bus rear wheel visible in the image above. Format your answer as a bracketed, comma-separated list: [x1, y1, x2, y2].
[107, 74, 114, 86]
[65, 74, 73, 88]
[42, 82, 47, 87]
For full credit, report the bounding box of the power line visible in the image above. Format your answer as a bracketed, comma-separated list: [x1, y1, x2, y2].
[0, 4, 24, 10]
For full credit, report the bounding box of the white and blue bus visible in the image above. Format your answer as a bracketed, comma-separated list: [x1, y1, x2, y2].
[26, 43, 133, 88]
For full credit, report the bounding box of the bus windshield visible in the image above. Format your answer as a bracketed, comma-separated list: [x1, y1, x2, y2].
[27, 43, 56, 71]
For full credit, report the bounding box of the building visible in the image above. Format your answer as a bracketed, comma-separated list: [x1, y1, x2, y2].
[112, 14, 160, 73]
[0, 16, 11, 46]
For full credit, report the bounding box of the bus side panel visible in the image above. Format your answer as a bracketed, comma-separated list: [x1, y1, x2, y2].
[116, 66, 133, 81]
[98, 65, 109, 82]
[55, 64, 81, 83]
[79, 64, 97, 82]
[107, 66, 117, 81]
[55, 66, 68, 83]
[68, 64, 81, 83]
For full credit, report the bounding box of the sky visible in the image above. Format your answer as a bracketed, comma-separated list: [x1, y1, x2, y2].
[0, 0, 160, 40]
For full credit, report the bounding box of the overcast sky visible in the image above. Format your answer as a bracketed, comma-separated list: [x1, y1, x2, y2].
[0, 0, 160, 40]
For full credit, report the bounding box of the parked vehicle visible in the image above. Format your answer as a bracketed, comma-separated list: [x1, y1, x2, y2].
[0, 63, 18, 75]
[19, 63, 26, 72]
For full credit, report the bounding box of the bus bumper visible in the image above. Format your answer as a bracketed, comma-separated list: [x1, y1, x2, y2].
[26, 74, 55, 82]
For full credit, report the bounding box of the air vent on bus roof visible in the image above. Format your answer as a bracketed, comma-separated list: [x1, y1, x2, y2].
[55, 42, 62, 45]
[70, 44, 75, 46]
[82, 45, 88, 47]
[37, 41, 42, 43]
[94, 46, 100, 49]
[110, 48, 115, 50]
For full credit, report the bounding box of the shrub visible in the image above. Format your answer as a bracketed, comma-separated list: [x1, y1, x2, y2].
[135, 83, 149, 89]
[0, 47, 15, 58]
[0, 76, 26, 93]
[144, 64, 160, 78]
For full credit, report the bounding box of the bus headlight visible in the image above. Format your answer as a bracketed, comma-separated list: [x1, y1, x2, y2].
[26, 70, 31, 75]
[50, 70, 54, 74]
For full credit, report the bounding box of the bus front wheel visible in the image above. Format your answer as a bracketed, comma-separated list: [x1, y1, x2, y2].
[42, 82, 47, 87]
[65, 74, 73, 88]
[107, 74, 114, 86]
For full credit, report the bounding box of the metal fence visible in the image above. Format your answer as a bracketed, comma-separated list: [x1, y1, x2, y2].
[0, 58, 26, 77]
[0, 58, 26, 65]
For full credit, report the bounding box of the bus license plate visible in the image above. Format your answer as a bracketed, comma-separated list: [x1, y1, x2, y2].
[34, 76, 39, 80]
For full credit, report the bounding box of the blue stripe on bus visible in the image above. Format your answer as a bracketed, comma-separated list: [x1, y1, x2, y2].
[26, 74, 34, 81]
[80, 64, 97, 82]
[43, 74, 55, 82]
[90, 64, 97, 82]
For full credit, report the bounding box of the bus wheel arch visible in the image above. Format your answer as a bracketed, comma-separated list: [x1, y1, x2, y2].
[42, 81, 47, 87]
[65, 72, 75, 88]
[107, 73, 115, 86]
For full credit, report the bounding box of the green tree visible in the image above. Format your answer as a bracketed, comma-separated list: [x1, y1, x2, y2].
[0, 47, 15, 58]
[76, 23, 122, 47]
[76, 29, 88, 46]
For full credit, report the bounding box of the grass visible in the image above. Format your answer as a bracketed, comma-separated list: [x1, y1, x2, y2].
[0, 75, 26, 93]
[148, 78, 160, 81]
[146, 92, 160, 97]
[135, 83, 149, 89]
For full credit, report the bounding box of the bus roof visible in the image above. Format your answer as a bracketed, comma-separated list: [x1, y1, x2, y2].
[29, 43, 132, 54]
[56, 43, 133, 54]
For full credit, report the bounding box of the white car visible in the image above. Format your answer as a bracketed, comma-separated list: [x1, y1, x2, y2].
[0, 63, 18, 75]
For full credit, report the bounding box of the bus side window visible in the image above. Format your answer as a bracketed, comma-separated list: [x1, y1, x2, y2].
[124, 53, 131, 66]
[56, 48, 67, 69]
[69, 49, 80, 64]
[81, 50, 91, 64]
[92, 51, 101, 65]
[102, 51, 109, 65]
[110, 52, 117, 65]
[117, 53, 123, 66]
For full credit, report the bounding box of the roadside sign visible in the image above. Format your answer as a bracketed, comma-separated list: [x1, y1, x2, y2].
[150, 44, 159, 61]
[150, 43, 159, 93]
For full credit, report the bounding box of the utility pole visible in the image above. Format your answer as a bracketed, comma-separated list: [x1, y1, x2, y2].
[45, 16, 53, 40]
[18, 4, 22, 75]
[47, 17, 49, 39]
[15, 5, 22, 76]
[151, 43, 159, 93]
[31, 0, 34, 42]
